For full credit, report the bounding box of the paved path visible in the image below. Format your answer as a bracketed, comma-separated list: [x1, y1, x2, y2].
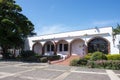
[0, 61, 119, 80]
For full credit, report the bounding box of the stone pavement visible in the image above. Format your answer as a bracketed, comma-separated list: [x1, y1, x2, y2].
[0, 61, 119, 80]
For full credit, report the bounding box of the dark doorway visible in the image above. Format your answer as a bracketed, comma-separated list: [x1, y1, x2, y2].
[88, 37, 109, 54]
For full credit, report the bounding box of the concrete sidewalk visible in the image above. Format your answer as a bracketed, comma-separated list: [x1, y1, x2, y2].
[0, 61, 119, 80]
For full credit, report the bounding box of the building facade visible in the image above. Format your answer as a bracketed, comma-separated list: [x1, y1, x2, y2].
[24, 27, 120, 57]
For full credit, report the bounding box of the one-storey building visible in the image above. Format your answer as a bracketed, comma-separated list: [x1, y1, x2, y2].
[24, 26, 120, 57]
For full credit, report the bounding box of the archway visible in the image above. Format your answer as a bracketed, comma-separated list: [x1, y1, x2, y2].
[57, 40, 69, 55]
[88, 37, 110, 54]
[71, 38, 86, 56]
[32, 42, 42, 55]
[43, 41, 55, 55]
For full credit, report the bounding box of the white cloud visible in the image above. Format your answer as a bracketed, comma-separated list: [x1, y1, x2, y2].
[34, 20, 120, 35]
[36, 24, 71, 35]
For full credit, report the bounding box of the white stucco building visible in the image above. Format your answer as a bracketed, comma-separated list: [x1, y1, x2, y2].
[24, 26, 120, 57]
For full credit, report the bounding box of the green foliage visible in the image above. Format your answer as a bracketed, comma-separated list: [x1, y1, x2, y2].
[84, 55, 91, 60]
[107, 54, 120, 60]
[77, 58, 88, 65]
[87, 60, 120, 70]
[0, 0, 36, 58]
[25, 56, 38, 62]
[38, 55, 61, 63]
[84, 53, 92, 60]
[70, 58, 88, 66]
[90, 51, 107, 61]
[19, 51, 61, 62]
[87, 61, 95, 68]
[47, 55, 61, 61]
[86, 53, 92, 56]
[20, 50, 43, 62]
[70, 59, 79, 66]
[113, 24, 120, 35]
[40, 57, 48, 63]
[2, 52, 14, 59]
[20, 50, 36, 58]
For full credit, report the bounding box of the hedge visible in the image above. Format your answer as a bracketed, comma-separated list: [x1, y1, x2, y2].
[47, 55, 61, 61]
[87, 60, 120, 70]
[84, 55, 91, 60]
[2, 52, 15, 59]
[70, 52, 120, 70]
[70, 59, 79, 66]
[107, 54, 120, 60]
[70, 58, 88, 66]
[40, 57, 48, 63]
[90, 51, 107, 61]
[42, 55, 61, 61]
[20, 50, 36, 58]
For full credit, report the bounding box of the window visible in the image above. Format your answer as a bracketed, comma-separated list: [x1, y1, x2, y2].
[88, 38, 108, 54]
[47, 45, 50, 51]
[59, 44, 62, 51]
[64, 44, 68, 51]
[59, 43, 68, 51]
[51, 45, 54, 51]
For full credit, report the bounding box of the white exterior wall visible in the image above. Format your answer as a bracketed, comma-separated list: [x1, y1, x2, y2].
[25, 26, 120, 54]
[112, 35, 120, 54]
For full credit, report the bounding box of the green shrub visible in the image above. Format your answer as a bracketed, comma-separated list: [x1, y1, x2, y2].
[87, 60, 120, 70]
[87, 53, 92, 56]
[90, 51, 107, 61]
[70, 59, 79, 66]
[25, 56, 39, 62]
[87, 61, 95, 68]
[46, 55, 61, 61]
[19, 50, 41, 62]
[2, 52, 15, 59]
[84, 55, 91, 60]
[111, 60, 120, 70]
[20, 50, 36, 58]
[78, 58, 88, 65]
[87, 60, 109, 68]
[70, 58, 88, 66]
[107, 54, 120, 60]
[40, 57, 48, 63]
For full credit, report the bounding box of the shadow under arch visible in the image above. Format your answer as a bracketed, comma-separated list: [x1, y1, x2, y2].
[87, 36, 110, 54]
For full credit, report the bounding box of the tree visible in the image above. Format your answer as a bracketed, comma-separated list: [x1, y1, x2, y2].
[113, 24, 120, 35]
[113, 24, 120, 54]
[0, 0, 36, 58]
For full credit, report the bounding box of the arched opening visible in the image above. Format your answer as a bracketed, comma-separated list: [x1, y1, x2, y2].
[57, 40, 69, 55]
[43, 41, 55, 55]
[71, 38, 86, 56]
[32, 42, 42, 55]
[88, 37, 110, 54]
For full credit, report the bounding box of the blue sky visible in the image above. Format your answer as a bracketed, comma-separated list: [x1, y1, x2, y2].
[16, 0, 120, 35]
